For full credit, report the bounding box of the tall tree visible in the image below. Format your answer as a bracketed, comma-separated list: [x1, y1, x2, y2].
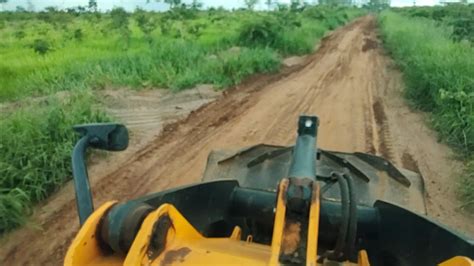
[88, 0, 98, 12]
[110, 7, 131, 48]
[135, 8, 156, 44]
[244, 0, 259, 10]
[191, 0, 203, 9]
[368, 0, 390, 10]
[45, 6, 58, 12]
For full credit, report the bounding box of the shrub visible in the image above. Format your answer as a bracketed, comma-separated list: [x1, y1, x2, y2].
[135, 9, 156, 42]
[449, 17, 474, 43]
[303, 7, 327, 20]
[109, 7, 131, 47]
[238, 15, 282, 48]
[14, 30, 26, 39]
[31, 39, 51, 55]
[110, 7, 129, 29]
[73, 28, 83, 41]
[208, 47, 281, 87]
[396, 5, 474, 44]
[275, 23, 327, 55]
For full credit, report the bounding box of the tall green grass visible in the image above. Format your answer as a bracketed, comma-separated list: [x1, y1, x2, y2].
[378, 11, 474, 210]
[392, 5, 474, 43]
[0, 7, 364, 101]
[0, 91, 109, 232]
[4, 40, 281, 95]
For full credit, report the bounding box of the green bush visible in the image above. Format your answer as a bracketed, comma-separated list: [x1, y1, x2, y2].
[109, 7, 131, 46]
[134, 9, 156, 43]
[275, 23, 327, 55]
[13, 30, 26, 39]
[236, 7, 361, 55]
[31, 39, 51, 55]
[394, 5, 474, 43]
[208, 47, 281, 87]
[73, 28, 83, 41]
[302, 6, 327, 20]
[449, 17, 474, 43]
[238, 15, 281, 48]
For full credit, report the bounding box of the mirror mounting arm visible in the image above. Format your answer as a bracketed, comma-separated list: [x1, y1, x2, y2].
[72, 135, 94, 225]
[71, 123, 128, 226]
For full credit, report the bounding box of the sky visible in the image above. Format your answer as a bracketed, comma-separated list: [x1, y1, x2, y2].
[0, 0, 468, 11]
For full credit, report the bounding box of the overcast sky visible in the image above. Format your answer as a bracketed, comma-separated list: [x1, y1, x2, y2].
[0, 0, 465, 11]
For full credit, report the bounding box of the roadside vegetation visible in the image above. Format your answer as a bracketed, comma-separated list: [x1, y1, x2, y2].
[394, 5, 474, 43]
[0, 92, 109, 232]
[0, 6, 363, 100]
[378, 6, 474, 211]
[0, 4, 365, 232]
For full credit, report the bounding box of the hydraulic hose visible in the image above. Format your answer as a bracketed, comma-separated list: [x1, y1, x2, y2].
[343, 173, 358, 259]
[325, 172, 350, 260]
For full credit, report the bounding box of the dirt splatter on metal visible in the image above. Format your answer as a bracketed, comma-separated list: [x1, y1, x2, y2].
[281, 221, 301, 255]
[161, 247, 192, 265]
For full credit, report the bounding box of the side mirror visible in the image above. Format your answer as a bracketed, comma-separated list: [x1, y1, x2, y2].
[73, 123, 129, 151]
[71, 123, 129, 225]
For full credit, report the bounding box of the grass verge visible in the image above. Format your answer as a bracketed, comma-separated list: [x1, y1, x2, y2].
[0, 91, 109, 232]
[378, 11, 474, 211]
[0, 7, 365, 101]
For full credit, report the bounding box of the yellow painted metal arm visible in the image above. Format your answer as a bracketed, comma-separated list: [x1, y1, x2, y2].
[439, 256, 474, 266]
[65, 201, 120, 266]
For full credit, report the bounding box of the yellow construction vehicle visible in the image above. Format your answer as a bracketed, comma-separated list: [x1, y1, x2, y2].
[66, 115, 473, 265]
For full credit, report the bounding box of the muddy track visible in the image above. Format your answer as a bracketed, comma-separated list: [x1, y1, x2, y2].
[1, 16, 473, 265]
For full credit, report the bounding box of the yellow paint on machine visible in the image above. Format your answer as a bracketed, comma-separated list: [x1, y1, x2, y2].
[307, 183, 321, 265]
[65, 181, 381, 266]
[125, 203, 270, 265]
[64, 201, 124, 266]
[439, 256, 474, 266]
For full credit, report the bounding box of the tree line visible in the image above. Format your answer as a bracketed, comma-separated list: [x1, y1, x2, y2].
[1, 0, 391, 13]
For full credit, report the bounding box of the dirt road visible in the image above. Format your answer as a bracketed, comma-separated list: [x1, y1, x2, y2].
[1, 16, 473, 265]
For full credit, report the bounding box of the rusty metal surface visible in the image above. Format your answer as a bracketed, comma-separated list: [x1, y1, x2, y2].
[281, 222, 302, 255]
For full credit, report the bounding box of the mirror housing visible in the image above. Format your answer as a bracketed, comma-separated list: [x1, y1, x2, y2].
[73, 123, 129, 151]
[72, 123, 129, 225]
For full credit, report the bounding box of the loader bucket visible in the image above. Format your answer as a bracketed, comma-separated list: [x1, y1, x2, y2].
[202, 144, 426, 214]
